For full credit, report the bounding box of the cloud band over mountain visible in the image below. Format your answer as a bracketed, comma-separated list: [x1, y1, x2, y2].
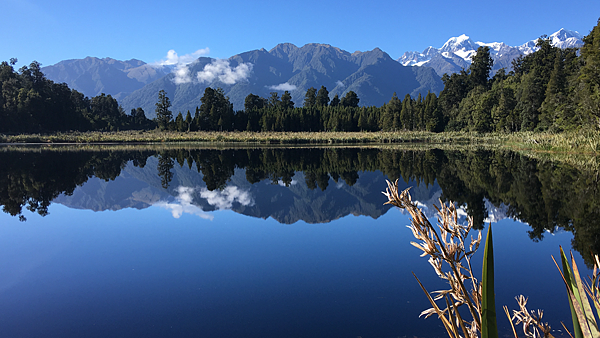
[196, 59, 253, 85]
[268, 82, 297, 91]
[155, 48, 253, 85]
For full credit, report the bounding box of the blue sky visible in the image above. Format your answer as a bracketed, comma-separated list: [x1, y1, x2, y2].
[2, 0, 599, 67]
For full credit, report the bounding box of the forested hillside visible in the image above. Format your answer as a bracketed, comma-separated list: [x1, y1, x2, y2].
[0, 59, 153, 133]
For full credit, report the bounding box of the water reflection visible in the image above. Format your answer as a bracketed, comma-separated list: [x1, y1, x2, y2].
[155, 186, 214, 220]
[1, 146, 599, 264]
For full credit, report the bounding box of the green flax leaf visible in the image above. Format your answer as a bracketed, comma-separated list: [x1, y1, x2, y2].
[482, 225, 498, 338]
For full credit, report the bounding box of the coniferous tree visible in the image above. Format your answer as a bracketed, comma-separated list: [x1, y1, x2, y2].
[316, 86, 330, 107]
[330, 94, 340, 107]
[423, 92, 441, 132]
[340, 91, 359, 108]
[304, 87, 317, 107]
[198, 87, 233, 130]
[382, 93, 401, 131]
[281, 91, 294, 110]
[175, 112, 185, 132]
[155, 90, 172, 130]
[184, 110, 193, 132]
[268, 92, 281, 108]
[470, 46, 494, 90]
[400, 94, 413, 130]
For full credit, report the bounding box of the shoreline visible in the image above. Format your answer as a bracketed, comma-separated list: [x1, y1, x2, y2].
[1, 130, 599, 154]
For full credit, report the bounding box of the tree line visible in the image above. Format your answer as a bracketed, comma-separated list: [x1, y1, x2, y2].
[0, 59, 154, 133]
[155, 85, 444, 133]
[2, 19, 598, 134]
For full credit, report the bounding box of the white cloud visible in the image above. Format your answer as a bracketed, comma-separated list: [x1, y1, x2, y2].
[155, 48, 210, 67]
[153, 48, 210, 84]
[197, 59, 253, 85]
[155, 186, 214, 220]
[268, 82, 297, 91]
[335, 80, 345, 88]
[173, 65, 192, 85]
[153, 49, 252, 85]
[200, 186, 255, 210]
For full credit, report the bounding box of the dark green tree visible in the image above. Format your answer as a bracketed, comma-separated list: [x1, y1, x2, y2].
[576, 18, 600, 127]
[198, 87, 233, 131]
[340, 91, 359, 107]
[155, 90, 172, 130]
[469, 46, 494, 89]
[304, 87, 317, 107]
[175, 112, 185, 131]
[400, 94, 413, 130]
[281, 91, 294, 110]
[268, 92, 281, 108]
[316, 86, 330, 107]
[381, 93, 401, 131]
[184, 110, 193, 132]
[330, 94, 340, 107]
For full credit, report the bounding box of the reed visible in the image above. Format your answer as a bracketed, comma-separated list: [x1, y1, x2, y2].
[383, 179, 487, 338]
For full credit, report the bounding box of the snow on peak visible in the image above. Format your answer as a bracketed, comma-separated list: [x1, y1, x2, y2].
[550, 29, 584, 49]
[518, 28, 584, 54]
[550, 28, 582, 41]
[397, 27, 585, 74]
[477, 41, 508, 54]
[440, 34, 479, 54]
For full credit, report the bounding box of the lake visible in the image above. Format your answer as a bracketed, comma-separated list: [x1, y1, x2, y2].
[0, 145, 598, 338]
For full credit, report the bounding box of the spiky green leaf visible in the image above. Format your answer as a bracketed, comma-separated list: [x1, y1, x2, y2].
[482, 225, 498, 338]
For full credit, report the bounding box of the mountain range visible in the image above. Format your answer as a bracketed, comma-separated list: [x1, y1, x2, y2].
[42, 57, 168, 100]
[399, 28, 584, 76]
[40, 28, 584, 118]
[118, 44, 443, 118]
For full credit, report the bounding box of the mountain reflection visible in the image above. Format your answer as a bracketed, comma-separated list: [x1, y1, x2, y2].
[1, 146, 599, 264]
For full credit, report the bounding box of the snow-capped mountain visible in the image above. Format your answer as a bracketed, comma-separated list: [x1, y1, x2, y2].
[399, 28, 584, 76]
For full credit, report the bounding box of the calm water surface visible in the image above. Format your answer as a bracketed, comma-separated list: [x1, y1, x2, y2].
[0, 146, 597, 338]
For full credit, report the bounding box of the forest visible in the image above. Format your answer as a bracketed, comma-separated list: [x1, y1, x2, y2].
[1, 19, 598, 134]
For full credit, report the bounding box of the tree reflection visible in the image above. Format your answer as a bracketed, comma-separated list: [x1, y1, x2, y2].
[0, 147, 599, 265]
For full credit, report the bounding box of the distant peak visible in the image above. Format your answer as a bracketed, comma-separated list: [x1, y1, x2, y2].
[268, 42, 299, 55]
[550, 28, 582, 40]
[303, 43, 333, 48]
[440, 34, 479, 52]
[270, 42, 298, 49]
[443, 34, 471, 45]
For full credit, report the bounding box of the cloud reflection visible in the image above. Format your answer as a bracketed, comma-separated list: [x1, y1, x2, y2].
[155, 186, 214, 220]
[200, 186, 255, 210]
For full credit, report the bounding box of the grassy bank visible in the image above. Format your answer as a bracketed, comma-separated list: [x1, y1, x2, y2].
[1, 130, 599, 154]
